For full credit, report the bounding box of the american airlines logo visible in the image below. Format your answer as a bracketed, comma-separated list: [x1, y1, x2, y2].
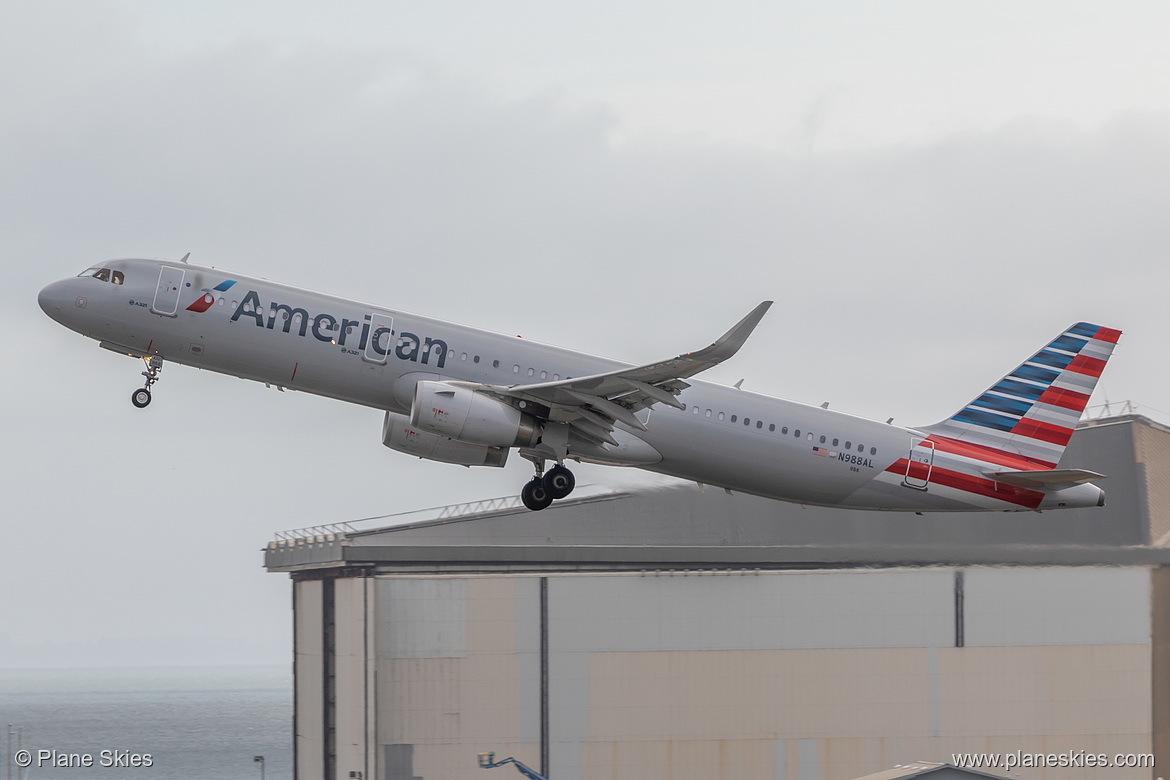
[186, 280, 238, 313]
[228, 289, 449, 368]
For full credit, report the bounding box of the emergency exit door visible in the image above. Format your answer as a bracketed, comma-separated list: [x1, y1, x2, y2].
[902, 438, 935, 490]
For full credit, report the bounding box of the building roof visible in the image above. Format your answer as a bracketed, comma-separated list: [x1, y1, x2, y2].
[851, 763, 1007, 780]
[265, 414, 1170, 574]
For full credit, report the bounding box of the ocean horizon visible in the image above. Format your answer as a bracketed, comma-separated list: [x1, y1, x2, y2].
[0, 665, 291, 779]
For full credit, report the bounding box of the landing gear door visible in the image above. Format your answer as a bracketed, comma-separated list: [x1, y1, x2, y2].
[363, 312, 394, 365]
[902, 437, 935, 490]
[151, 267, 185, 317]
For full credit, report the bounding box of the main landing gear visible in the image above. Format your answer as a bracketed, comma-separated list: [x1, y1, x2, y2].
[131, 356, 163, 408]
[520, 463, 577, 511]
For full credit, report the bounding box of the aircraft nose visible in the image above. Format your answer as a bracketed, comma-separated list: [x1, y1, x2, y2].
[38, 279, 71, 319]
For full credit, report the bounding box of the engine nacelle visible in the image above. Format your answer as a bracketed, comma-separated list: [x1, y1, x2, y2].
[410, 381, 541, 448]
[382, 412, 508, 468]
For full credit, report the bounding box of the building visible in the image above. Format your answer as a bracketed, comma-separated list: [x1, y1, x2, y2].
[266, 413, 1170, 780]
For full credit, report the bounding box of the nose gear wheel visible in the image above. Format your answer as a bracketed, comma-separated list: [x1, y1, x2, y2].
[131, 356, 164, 408]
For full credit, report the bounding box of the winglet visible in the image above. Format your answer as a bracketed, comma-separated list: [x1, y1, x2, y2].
[179, 252, 190, 264]
[688, 301, 772, 365]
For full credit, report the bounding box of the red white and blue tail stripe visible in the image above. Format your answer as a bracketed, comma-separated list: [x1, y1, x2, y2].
[923, 322, 1121, 467]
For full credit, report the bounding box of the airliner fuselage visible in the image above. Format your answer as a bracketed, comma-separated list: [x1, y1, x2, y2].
[39, 257, 1114, 512]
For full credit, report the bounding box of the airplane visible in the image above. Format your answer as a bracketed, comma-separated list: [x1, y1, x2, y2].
[38, 256, 1120, 512]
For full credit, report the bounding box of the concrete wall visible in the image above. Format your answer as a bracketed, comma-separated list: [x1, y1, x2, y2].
[301, 567, 1155, 780]
[294, 579, 325, 779]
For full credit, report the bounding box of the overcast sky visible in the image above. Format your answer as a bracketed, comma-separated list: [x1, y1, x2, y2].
[3, 0, 1170, 668]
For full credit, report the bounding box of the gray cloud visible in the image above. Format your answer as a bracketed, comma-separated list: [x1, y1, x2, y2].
[4, 5, 1169, 666]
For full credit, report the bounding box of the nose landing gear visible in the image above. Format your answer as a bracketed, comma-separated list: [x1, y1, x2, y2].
[131, 356, 163, 408]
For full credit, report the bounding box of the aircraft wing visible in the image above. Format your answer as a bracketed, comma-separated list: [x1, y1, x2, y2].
[983, 468, 1106, 491]
[488, 301, 772, 445]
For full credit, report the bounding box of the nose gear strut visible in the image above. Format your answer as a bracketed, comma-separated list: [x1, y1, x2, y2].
[131, 356, 163, 408]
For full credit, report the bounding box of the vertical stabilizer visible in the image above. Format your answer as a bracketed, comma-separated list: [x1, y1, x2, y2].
[923, 323, 1121, 467]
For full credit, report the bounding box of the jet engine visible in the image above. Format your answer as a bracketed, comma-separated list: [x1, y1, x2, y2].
[382, 412, 508, 468]
[410, 381, 541, 448]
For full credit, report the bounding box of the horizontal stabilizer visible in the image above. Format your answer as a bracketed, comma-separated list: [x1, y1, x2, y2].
[982, 468, 1106, 491]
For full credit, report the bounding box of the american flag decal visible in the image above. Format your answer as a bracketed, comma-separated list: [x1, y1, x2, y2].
[812, 446, 828, 457]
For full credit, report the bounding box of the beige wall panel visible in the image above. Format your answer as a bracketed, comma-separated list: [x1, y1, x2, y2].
[1135, 422, 1170, 544]
[465, 577, 519, 654]
[1153, 567, 1170, 774]
[938, 645, 1151, 737]
[379, 657, 464, 744]
[590, 649, 932, 741]
[294, 579, 324, 780]
[378, 654, 530, 745]
[963, 568, 1150, 646]
[583, 739, 775, 780]
[457, 652, 525, 741]
[333, 577, 368, 778]
[378, 577, 466, 659]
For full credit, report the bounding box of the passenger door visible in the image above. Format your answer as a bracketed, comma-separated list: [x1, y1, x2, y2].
[150, 267, 185, 317]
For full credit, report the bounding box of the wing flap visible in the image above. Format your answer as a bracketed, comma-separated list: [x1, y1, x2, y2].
[478, 301, 771, 446]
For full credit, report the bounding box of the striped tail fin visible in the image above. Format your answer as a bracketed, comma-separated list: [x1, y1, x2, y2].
[922, 322, 1121, 467]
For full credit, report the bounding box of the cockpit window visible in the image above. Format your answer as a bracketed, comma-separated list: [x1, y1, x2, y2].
[78, 266, 121, 283]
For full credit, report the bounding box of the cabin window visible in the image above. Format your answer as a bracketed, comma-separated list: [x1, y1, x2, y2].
[794, 429, 800, 437]
[782, 426, 788, 434]
[540, 370, 547, 380]
[769, 423, 775, 432]
[833, 438, 839, 447]
[527, 367, 535, 377]
[461, 352, 468, 361]
[553, 374, 560, 381]
[718, 412, 725, 420]
[870, 447, 877, 455]
[706, 409, 712, 418]
[807, 432, 813, 441]
[693, 406, 699, 414]
[474, 356, 480, 364]
[513, 364, 520, 373]
[858, 443, 865, 452]
[845, 441, 851, 449]
[731, 415, 738, 423]
[492, 359, 498, 367]
[819, 435, 826, 443]
[757, 420, 763, 429]
[744, 418, 750, 426]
